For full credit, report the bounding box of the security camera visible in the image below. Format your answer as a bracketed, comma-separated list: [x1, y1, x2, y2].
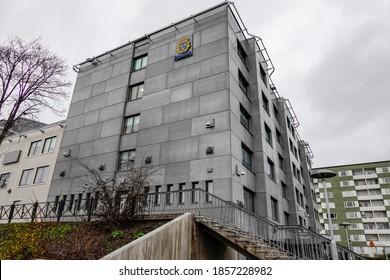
[62, 150, 71, 157]
[239, 170, 245, 176]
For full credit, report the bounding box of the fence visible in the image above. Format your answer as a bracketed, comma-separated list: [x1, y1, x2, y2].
[0, 188, 363, 260]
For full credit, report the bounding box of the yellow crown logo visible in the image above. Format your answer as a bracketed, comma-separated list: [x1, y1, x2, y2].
[176, 37, 191, 54]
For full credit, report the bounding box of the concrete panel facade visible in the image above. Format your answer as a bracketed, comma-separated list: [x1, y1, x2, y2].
[47, 3, 318, 232]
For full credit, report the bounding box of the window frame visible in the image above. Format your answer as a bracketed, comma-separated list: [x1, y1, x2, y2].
[240, 104, 251, 131]
[128, 83, 144, 101]
[19, 169, 34, 186]
[262, 91, 269, 114]
[0, 173, 10, 189]
[271, 196, 279, 221]
[237, 39, 247, 65]
[267, 157, 275, 180]
[259, 63, 268, 86]
[123, 114, 140, 134]
[42, 136, 57, 153]
[241, 143, 252, 170]
[33, 165, 49, 184]
[118, 150, 136, 171]
[132, 54, 148, 71]
[28, 140, 42, 156]
[238, 70, 249, 95]
[264, 122, 272, 146]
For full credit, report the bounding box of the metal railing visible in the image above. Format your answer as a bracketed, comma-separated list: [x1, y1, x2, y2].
[142, 189, 363, 260]
[0, 189, 364, 260]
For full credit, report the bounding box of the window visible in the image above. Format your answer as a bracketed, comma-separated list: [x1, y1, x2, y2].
[340, 180, 350, 187]
[34, 166, 49, 184]
[320, 192, 334, 198]
[286, 117, 291, 132]
[238, 70, 249, 95]
[382, 167, 389, 173]
[382, 188, 390, 195]
[28, 140, 42, 156]
[191, 182, 199, 204]
[240, 105, 250, 130]
[267, 158, 275, 180]
[273, 104, 279, 121]
[365, 168, 376, 175]
[346, 212, 360, 218]
[377, 223, 390, 230]
[271, 197, 279, 221]
[118, 150, 136, 171]
[344, 201, 358, 208]
[264, 123, 272, 146]
[206, 180, 213, 203]
[276, 129, 281, 144]
[178, 183, 185, 204]
[237, 39, 247, 64]
[166, 184, 173, 205]
[262, 91, 269, 114]
[42, 136, 57, 153]
[359, 201, 370, 207]
[284, 212, 290, 225]
[241, 143, 252, 169]
[0, 173, 10, 188]
[323, 213, 337, 219]
[278, 154, 284, 171]
[128, 83, 144, 101]
[132, 54, 148, 71]
[19, 169, 34, 185]
[339, 171, 348, 176]
[281, 181, 287, 198]
[352, 169, 363, 176]
[123, 115, 140, 134]
[259, 63, 267, 86]
[154, 185, 161, 206]
[243, 187, 254, 212]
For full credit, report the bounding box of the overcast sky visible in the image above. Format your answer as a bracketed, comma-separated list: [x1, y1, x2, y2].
[1, 0, 389, 168]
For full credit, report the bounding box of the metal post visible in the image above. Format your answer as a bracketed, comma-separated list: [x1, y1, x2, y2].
[8, 203, 15, 224]
[310, 169, 338, 260]
[322, 178, 338, 260]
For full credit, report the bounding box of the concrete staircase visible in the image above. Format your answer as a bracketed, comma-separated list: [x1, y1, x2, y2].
[196, 216, 295, 260]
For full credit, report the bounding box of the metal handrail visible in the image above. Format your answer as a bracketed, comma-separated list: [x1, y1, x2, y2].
[0, 189, 364, 260]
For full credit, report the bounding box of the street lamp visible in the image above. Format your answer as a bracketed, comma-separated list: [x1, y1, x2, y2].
[310, 169, 338, 260]
[340, 222, 352, 259]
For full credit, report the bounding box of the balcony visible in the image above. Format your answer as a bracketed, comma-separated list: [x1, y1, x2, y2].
[360, 206, 386, 212]
[364, 229, 390, 235]
[357, 195, 383, 201]
[353, 174, 378, 180]
[355, 184, 381, 190]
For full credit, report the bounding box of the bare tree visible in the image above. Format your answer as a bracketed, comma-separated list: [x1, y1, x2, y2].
[81, 159, 159, 225]
[0, 36, 71, 145]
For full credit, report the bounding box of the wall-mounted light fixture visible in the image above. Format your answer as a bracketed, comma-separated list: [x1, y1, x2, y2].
[206, 146, 214, 154]
[205, 118, 215, 128]
[62, 150, 71, 157]
[236, 165, 245, 177]
[145, 156, 152, 164]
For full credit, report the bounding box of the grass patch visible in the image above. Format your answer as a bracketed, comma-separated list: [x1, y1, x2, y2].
[0, 220, 166, 260]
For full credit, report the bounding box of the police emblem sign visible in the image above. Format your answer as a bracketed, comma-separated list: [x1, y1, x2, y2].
[174, 37, 193, 61]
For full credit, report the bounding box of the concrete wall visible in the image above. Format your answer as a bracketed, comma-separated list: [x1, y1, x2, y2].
[102, 213, 193, 260]
[101, 213, 242, 260]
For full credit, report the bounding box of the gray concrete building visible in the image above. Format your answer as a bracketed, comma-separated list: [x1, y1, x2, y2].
[48, 2, 319, 230]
